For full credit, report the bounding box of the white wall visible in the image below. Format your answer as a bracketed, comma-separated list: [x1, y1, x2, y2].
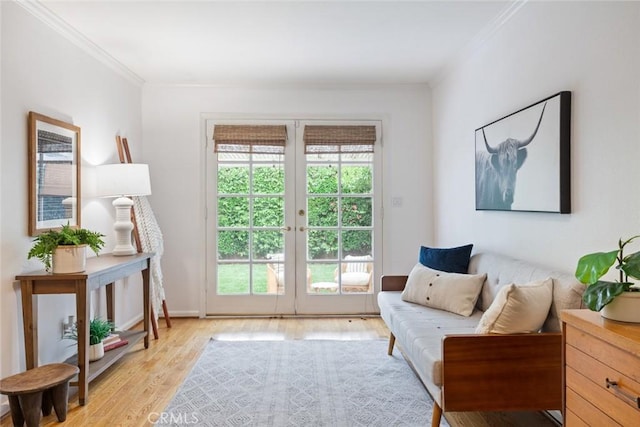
[142, 84, 432, 315]
[432, 1, 640, 271]
[0, 0, 143, 404]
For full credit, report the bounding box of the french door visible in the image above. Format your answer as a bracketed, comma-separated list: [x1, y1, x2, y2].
[205, 119, 382, 315]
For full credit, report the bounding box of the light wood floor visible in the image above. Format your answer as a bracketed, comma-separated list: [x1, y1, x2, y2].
[1, 317, 557, 427]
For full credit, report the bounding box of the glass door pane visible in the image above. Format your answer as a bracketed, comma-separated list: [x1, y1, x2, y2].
[207, 121, 296, 315]
[305, 154, 374, 294]
[217, 156, 287, 295]
[295, 121, 381, 315]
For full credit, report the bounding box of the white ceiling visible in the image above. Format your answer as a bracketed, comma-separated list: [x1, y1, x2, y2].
[37, 0, 516, 86]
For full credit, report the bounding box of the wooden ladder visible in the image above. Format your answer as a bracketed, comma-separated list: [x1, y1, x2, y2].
[116, 136, 171, 339]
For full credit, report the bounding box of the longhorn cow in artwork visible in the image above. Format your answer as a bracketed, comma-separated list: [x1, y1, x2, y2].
[475, 103, 547, 210]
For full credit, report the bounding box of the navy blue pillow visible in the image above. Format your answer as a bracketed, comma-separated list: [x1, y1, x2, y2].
[419, 244, 473, 274]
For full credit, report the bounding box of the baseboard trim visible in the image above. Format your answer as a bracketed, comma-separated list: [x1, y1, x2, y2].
[119, 314, 143, 331]
[203, 314, 381, 319]
[159, 310, 200, 318]
[0, 401, 9, 421]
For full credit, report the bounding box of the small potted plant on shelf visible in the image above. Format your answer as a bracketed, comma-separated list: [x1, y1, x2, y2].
[65, 317, 114, 362]
[27, 223, 105, 273]
[575, 235, 640, 323]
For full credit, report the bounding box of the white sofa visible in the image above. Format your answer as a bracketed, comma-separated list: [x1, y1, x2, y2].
[377, 252, 585, 427]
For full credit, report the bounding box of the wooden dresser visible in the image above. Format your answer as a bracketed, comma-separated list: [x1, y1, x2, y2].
[561, 309, 640, 426]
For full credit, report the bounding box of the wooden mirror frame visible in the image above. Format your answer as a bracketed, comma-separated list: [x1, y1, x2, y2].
[28, 112, 81, 236]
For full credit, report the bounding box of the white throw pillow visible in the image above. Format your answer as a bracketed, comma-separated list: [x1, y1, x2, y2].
[401, 263, 486, 317]
[475, 278, 554, 334]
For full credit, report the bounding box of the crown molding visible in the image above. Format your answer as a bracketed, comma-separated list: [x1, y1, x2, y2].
[16, 0, 145, 86]
[429, 0, 529, 88]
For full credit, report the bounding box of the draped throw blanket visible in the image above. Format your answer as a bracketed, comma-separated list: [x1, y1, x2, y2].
[133, 196, 165, 320]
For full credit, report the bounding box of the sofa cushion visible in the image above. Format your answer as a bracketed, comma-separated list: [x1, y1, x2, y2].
[419, 244, 473, 274]
[378, 291, 481, 387]
[401, 263, 486, 317]
[468, 252, 585, 332]
[475, 278, 553, 334]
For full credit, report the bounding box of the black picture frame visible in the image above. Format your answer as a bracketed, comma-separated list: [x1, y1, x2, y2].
[474, 91, 571, 213]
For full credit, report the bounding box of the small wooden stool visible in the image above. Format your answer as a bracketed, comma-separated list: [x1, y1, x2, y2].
[0, 363, 78, 427]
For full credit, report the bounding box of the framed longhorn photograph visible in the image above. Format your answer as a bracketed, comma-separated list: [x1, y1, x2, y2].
[475, 91, 571, 213]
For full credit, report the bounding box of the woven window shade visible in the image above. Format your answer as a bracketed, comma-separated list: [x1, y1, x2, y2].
[37, 130, 73, 153]
[303, 125, 376, 154]
[40, 163, 73, 196]
[213, 125, 287, 154]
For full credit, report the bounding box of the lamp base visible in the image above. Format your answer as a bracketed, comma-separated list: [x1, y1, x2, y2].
[112, 196, 136, 256]
[112, 246, 137, 256]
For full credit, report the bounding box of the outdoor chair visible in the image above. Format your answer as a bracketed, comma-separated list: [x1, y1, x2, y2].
[266, 261, 285, 294]
[336, 255, 373, 293]
[266, 254, 311, 294]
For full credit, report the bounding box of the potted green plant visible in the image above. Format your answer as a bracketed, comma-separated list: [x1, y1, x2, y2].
[575, 235, 640, 322]
[65, 318, 114, 362]
[28, 223, 105, 273]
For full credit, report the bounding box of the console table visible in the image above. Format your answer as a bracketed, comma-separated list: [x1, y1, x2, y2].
[16, 253, 152, 405]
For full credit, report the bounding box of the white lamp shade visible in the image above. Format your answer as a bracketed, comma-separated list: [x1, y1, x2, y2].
[96, 163, 152, 197]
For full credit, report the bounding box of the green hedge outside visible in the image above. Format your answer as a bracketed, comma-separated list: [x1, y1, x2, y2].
[217, 164, 372, 259]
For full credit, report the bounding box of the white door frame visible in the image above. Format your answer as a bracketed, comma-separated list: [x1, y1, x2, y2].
[204, 116, 383, 316]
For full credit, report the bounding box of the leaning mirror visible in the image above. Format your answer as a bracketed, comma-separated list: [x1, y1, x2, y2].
[28, 112, 81, 236]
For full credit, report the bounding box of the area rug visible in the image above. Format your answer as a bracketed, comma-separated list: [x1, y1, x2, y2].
[162, 339, 448, 427]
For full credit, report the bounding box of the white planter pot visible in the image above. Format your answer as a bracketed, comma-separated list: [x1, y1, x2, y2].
[52, 245, 86, 274]
[89, 341, 105, 362]
[601, 291, 640, 323]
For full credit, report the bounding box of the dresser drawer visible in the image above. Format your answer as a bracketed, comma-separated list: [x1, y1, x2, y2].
[565, 388, 620, 426]
[563, 408, 608, 427]
[566, 325, 640, 383]
[566, 363, 640, 426]
[562, 311, 640, 427]
[566, 342, 640, 402]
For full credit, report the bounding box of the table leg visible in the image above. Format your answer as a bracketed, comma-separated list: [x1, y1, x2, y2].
[142, 260, 150, 348]
[17, 392, 42, 427]
[75, 279, 90, 405]
[8, 395, 24, 427]
[106, 282, 115, 326]
[41, 389, 53, 415]
[51, 381, 71, 421]
[20, 280, 38, 369]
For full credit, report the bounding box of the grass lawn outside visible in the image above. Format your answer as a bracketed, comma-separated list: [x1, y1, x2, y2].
[217, 263, 338, 294]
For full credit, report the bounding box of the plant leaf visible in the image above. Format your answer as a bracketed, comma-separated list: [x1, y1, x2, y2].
[575, 250, 619, 284]
[582, 281, 630, 311]
[621, 250, 640, 281]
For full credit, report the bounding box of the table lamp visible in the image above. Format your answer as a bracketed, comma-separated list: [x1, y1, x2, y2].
[96, 163, 151, 256]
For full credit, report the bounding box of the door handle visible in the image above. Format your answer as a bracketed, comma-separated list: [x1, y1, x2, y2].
[280, 226, 291, 232]
[299, 226, 306, 232]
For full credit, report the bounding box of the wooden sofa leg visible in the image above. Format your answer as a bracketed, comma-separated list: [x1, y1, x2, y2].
[387, 333, 396, 355]
[431, 402, 442, 427]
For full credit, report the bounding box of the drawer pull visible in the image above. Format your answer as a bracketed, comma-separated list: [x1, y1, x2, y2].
[606, 378, 640, 409]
